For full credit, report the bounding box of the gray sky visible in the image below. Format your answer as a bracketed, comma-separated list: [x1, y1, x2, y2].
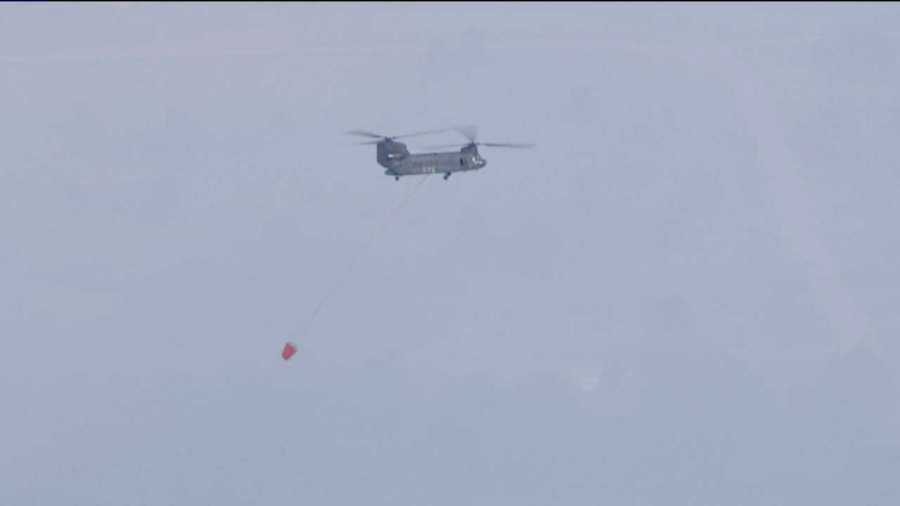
[3, 3, 900, 504]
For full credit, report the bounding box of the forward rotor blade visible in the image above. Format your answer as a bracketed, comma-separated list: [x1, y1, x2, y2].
[454, 125, 479, 143]
[424, 143, 468, 149]
[479, 142, 535, 149]
[427, 141, 535, 150]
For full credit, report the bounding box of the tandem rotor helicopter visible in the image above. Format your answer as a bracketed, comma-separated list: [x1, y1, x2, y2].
[347, 126, 534, 180]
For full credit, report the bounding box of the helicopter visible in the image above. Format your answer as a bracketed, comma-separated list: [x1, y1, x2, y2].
[347, 126, 534, 180]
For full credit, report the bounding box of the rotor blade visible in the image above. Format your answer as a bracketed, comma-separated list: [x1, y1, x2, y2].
[479, 142, 535, 149]
[356, 140, 381, 145]
[454, 125, 478, 143]
[424, 141, 534, 150]
[346, 129, 386, 139]
[424, 143, 468, 149]
[391, 127, 452, 139]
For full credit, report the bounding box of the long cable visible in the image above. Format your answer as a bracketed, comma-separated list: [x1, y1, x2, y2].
[298, 174, 431, 338]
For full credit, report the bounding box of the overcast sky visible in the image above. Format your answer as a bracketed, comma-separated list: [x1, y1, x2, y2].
[3, 3, 900, 504]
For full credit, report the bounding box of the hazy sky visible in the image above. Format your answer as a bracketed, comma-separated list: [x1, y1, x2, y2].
[3, 3, 900, 504]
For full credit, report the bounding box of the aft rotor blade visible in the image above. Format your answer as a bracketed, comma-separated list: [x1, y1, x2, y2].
[391, 127, 452, 139]
[346, 129, 386, 139]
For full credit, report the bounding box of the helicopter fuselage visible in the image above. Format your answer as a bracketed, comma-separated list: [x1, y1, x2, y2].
[376, 140, 486, 179]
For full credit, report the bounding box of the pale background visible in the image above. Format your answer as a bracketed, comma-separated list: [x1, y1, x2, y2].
[2, 3, 899, 504]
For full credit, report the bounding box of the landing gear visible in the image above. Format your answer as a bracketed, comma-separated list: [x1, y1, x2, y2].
[395, 176, 400, 181]
[443, 172, 451, 180]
